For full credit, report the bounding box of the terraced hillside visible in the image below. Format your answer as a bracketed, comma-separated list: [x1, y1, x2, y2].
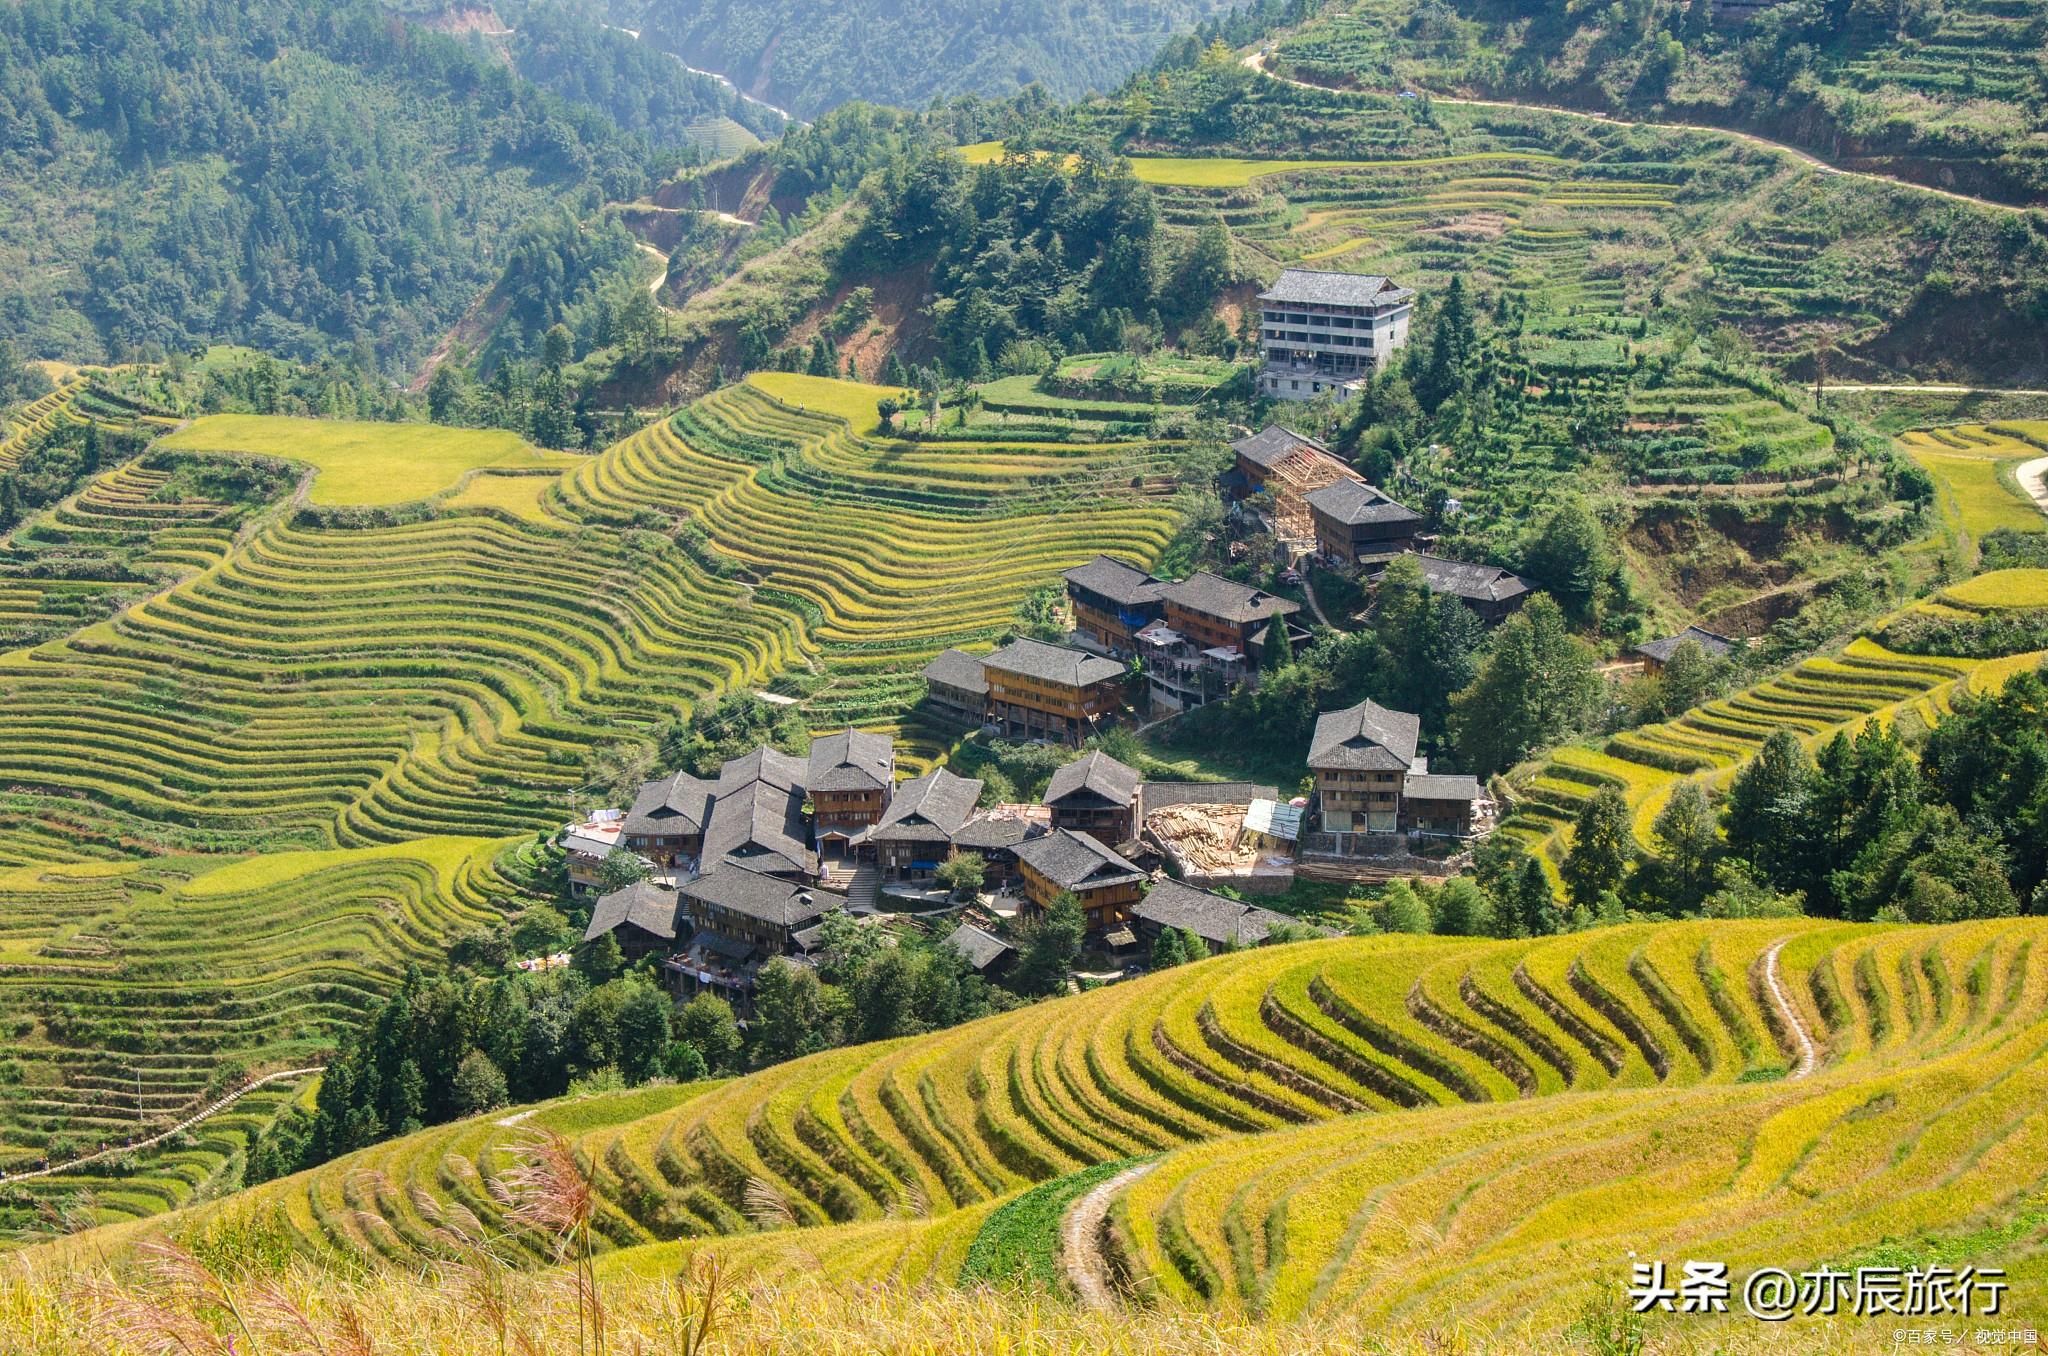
[1899, 422, 2048, 545]
[0, 374, 1182, 860]
[48, 916, 2048, 1338]
[0, 837, 523, 1239]
[1505, 629, 2042, 874]
[1097, 136, 1868, 554]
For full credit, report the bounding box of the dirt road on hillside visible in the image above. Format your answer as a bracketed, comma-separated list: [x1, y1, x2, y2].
[1242, 50, 2027, 216]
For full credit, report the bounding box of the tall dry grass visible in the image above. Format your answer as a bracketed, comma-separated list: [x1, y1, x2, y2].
[0, 1253, 1978, 1356]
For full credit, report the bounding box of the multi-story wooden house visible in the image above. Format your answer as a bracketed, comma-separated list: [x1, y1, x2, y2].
[919, 647, 989, 726]
[1307, 478, 1425, 564]
[621, 770, 715, 871]
[980, 637, 1128, 745]
[1228, 426, 1353, 503]
[1308, 699, 1421, 835]
[669, 863, 839, 1009]
[1042, 750, 1141, 847]
[1063, 555, 1168, 655]
[1013, 828, 1148, 933]
[806, 728, 895, 865]
[865, 768, 982, 880]
[1161, 572, 1303, 662]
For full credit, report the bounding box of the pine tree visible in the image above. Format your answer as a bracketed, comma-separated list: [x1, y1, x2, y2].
[1515, 857, 1561, 937]
[1563, 786, 1633, 909]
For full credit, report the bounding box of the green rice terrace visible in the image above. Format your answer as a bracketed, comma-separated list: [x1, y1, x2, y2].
[1504, 574, 2048, 877]
[0, 371, 1184, 867]
[33, 914, 2048, 1339]
[0, 837, 520, 1236]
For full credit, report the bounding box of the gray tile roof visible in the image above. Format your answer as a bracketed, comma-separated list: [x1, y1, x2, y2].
[1400, 554, 1532, 605]
[1306, 477, 1423, 528]
[584, 880, 680, 943]
[868, 768, 982, 843]
[981, 637, 1127, 687]
[680, 863, 836, 928]
[807, 728, 894, 794]
[704, 745, 814, 876]
[1044, 750, 1141, 809]
[1229, 425, 1332, 470]
[1258, 268, 1414, 309]
[942, 923, 1014, 971]
[1309, 699, 1421, 773]
[1014, 828, 1146, 891]
[1063, 555, 1169, 607]
[1402, 772, 1483, 802]
[1161, 572, 1302, 626]
[1634, 626, 1737, 664]
[1138, 781, 1278, 816]
[922, 647, 990, 695]
[952, 811, 1039, 851]
[622, 770, 716, 837]
[1131, 879, 1308, 947]
[715, 745, 807, 794]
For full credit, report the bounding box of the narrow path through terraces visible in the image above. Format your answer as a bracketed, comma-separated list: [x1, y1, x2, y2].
[1242, 50, 2027, 217]
[3, 1067, 321, 1184]
[2015, 457, 2048, 517]
[1062, 1162, 1157, 1308]
[1761, 939, 1818, 1079]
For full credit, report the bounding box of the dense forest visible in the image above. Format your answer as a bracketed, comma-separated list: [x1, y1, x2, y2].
[0, 0, 756, 371]
[612, 0, 1252, 119]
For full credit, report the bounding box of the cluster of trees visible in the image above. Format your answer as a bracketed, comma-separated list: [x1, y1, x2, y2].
[1553, 665, 2048, 924]
[426, 324, 615, 450]
[841, 148, 1232, 379]
[0, 421, 145, 534]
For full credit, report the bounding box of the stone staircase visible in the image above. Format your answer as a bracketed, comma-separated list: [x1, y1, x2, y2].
[823, 860, 879, 910]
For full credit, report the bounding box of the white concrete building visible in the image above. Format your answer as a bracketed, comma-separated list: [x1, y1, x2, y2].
[1257, 268, 1415, 401]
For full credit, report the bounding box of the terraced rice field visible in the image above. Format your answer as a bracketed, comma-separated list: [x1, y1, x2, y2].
[0, 837, 520, 1238]
[0, 379, 87, 474]
[155, 416, 582, 507]
[1504, 634, 2035, 873]
[1898, 424, 2047, 541]
[47, 917, 2048, 1339]
[0, 374, 1181, 858]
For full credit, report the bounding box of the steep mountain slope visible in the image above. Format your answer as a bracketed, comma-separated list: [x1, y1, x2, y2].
[1253, 0, 2048, 205]
[0, 0, 760, 372]
[607, 0, 1253, 119]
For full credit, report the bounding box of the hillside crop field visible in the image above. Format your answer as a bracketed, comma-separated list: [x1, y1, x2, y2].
[155, 416, 582, 507]
[0, 374, 1182, 866]
[1899, 424, 2048, 543]
[27, 915, 2048, 1345]
[0, 837, 522, 1237]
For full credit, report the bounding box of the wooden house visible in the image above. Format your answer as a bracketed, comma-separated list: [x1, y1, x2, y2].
[1042, 750, 1141, 847]
[980, 637, 1128, 745]
[1063, 555, 1169, 655]
[1013, 828, 1148, 933]
[865, 767, 982, 881]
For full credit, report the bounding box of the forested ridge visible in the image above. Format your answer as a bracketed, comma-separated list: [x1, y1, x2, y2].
[0, 0, 759, 371]
[611, 0, 1253, 119]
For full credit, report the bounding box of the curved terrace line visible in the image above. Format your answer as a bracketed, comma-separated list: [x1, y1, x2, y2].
[1242, 49, 2027, 217]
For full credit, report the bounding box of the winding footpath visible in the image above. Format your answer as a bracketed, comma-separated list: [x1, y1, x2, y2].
[3, 1067, 321, 1185]
[1242, 50, 2026, 217]
[1062, 1162, 1157, 1308]
[1761, 939, 1818, 1080]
